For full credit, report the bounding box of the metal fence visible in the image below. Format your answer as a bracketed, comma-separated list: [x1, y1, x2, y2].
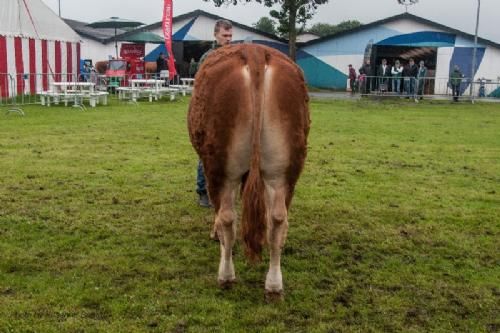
[1, 72, 86, 112]
[0, 72, 178, 112]
[3, 72, 499, 112]
[353, 75, 500, 102]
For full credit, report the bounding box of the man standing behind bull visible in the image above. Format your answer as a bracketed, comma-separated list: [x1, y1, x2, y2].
[195, 19, 233, 207]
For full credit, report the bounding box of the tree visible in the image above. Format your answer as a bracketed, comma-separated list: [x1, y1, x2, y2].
[253, 17, 277, 35]
[309, 20, 362, 37]
[397, 0, 419, 12]
[203, 0, 330, 61]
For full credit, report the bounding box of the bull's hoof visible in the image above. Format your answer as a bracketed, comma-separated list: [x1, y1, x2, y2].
[265, 290, 284, 303]
[218, 278, 236, 289]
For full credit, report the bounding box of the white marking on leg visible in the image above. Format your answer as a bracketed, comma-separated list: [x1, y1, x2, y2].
[265, 184, 288, 293]
[216, 182, 238, 284]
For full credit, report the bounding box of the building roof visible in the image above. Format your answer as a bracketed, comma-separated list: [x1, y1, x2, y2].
[64, 18, 126, 43]
[138, 9, 286, 43]
[66, 9, 285, 44]
[303, 13, 500, 49]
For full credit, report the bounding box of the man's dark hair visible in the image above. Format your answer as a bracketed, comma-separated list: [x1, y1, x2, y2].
[214, 19, 232, 34]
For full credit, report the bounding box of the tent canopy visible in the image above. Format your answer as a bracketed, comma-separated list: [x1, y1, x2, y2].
[0, 0, 80, 42]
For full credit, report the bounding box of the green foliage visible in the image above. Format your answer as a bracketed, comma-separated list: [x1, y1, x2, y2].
[309, 20, 362, 37]
[252, 16, 277, 35]
[0, 98, 499, 332]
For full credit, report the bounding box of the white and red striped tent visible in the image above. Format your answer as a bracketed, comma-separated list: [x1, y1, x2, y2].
[0, 0, 81, 97]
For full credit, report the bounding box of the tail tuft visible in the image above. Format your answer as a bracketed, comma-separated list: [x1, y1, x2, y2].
[241, 167, 266, 263]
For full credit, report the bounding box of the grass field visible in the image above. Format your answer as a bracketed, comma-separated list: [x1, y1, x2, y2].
[0, 98, 499, 332]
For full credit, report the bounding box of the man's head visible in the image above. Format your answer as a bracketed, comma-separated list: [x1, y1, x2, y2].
[366, 59, 371, 65]
[214, 19, 233, 46]
[419, 60, 425, 67]
[348, 64, 352, 68]
[409, 58, 415, 66]
[395, 59, 400, 66]
[454, 65, 460, 71]
[382, 59, 387, 65]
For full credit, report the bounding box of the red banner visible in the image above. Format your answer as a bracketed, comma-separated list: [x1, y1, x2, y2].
[162, 0, 177, 79]
[120, 44, 145, 58]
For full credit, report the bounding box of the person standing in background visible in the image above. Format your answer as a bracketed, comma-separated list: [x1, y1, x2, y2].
[156, 52, 167, 78]
[194, 19, 233, 208]
[359, 59, 373, 94]
[449, 65, 464, 102]
[416, 60, 428, 99]
[348, 64, 357, 94]
[188, 58, 198, 78]
[403, 58, 418, 98]
[391, 59, 403, 94]
[377, 58, 391, 93]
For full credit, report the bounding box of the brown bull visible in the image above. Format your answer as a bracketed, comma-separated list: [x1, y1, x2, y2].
[188, 44, 310, 295]
[145, 62, 157, 74]
[94, 61, 108, 74]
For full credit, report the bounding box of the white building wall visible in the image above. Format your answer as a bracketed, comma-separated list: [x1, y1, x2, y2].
[149, 17, 192, 37]
[302, 25, 401, 75]
[475, 46, 500, 95]
[80, 37, 117, 62]
[476, 46, 500, 80]
[434, 47, 454, 94]
[81, 37, 168, 64]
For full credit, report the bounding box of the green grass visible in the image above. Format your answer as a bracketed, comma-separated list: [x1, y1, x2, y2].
[0, 98, 499, 332]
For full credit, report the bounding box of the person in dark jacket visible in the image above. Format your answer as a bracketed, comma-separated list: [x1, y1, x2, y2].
[348, 64, 357, 94]
[359, 59, 373, 94]
[156, 52, 167, 77]
[188, 58, 198, 78]
[449, 65, 464, 102]
[195, 19, 233, 208]
[416, 60, 428, 99]
[403, 58, 418, 97]
[377, 58, 391, 92]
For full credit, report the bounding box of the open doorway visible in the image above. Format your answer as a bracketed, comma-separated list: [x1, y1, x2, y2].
[372, 45, 438, 94]
[172, 41, 213, 77]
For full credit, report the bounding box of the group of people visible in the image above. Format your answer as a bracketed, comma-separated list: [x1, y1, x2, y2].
[349, 59, 466, 101]
[349, 58, 428, 98]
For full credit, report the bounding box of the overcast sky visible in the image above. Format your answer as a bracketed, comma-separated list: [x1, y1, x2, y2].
[41, 0, 499, 43]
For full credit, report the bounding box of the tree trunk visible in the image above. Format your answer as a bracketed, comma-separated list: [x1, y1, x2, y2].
[288, 1, 297, 61]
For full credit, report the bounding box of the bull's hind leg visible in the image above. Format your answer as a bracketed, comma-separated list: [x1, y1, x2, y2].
[214, 180, 239, 287]
[264, 180, 289, 294]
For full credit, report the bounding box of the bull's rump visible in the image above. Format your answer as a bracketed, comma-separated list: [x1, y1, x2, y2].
[188, 44, 310, 207]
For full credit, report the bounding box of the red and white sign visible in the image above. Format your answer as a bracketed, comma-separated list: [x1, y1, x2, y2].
[162, 0, 177, 80]
[120, 43, 145, 59]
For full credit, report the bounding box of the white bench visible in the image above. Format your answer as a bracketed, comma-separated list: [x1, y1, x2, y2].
[88, 91, 109, 107]
[168, 84, 190, 96]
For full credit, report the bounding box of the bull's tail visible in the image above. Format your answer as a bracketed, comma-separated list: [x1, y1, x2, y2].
[241, 48, 268, 263]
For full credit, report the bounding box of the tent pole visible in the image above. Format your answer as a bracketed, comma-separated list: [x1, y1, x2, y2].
[115, 27, 118, 58]
[470, 0, 481, 103]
